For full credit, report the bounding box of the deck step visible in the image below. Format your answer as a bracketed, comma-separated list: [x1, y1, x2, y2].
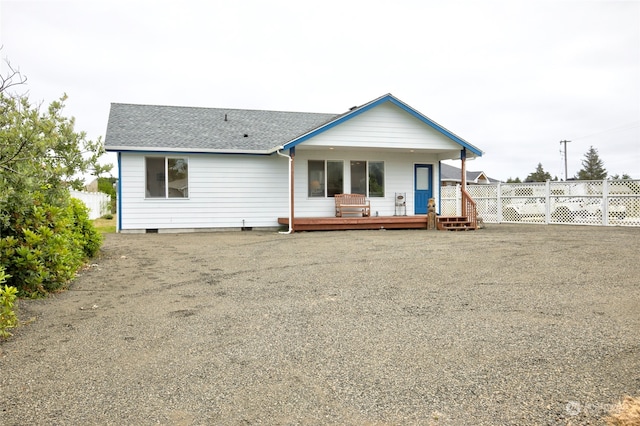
[437, 216, 476, 231]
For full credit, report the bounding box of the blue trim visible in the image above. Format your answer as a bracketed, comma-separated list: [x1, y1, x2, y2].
[283, 99, 384, 149]
[107, 149, 274, 157]
[283, 94, 483, 157]
[117, 152, 122, 232]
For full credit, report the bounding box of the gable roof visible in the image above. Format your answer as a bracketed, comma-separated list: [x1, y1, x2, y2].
[283, 94, 483, 157]
[105, 94, 482, 157]
[440, 163, 500, 183]
[105, 103, 337, 154]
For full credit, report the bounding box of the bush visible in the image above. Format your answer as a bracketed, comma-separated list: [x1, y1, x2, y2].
[69, 198, 103, 258]
[0, 268, 18, 339]
[0, 193, 102, 297]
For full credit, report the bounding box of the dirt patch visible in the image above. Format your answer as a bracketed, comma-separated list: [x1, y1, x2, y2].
[1, 224, 639, 425]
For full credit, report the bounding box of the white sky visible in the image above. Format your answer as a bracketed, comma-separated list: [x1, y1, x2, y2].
[1, 0, 639, 181]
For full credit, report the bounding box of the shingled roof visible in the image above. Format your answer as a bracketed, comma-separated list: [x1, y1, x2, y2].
[105, 103, 338, 154]
[440, 163, 499, 183]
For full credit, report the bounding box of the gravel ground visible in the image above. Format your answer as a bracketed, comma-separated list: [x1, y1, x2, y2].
[1, 224, 639, 425]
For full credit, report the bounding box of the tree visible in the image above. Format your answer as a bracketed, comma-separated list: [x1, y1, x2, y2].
[0, 60, 109, 296]
[575, 146, 607, 180]
[506, 177, 522, 183]
[525, 163, 552, 182]
[610, 173, 632, 180]
[98, 176, 117, 213]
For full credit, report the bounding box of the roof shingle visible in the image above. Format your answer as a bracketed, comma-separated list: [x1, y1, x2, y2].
[105, 103, 338, 153]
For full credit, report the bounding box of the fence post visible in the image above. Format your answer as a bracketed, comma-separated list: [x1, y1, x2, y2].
[456, 184, 462, 216]
[545, 180, 551, 224]
[497, 182, 502, 223]
[602, 179, 609, 226]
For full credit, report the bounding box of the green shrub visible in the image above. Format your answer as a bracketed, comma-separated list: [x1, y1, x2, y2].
[0, 269, 18, 339]
[0, 194, 102, 297]
[69, 198, 103, 258]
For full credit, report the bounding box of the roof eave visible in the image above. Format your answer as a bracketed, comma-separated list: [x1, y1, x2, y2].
[106, 146, 276, 155]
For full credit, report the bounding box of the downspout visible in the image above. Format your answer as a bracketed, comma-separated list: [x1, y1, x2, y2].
[276, 147, 294, 234]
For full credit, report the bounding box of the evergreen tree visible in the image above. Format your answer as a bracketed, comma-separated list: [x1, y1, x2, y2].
[609, 173, 632, 180]
[525, 163, 552, 182]
[576, 146, 607, 180]
[506, 177, 522, 183]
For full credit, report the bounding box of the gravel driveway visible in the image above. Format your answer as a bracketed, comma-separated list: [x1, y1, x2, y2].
[1, 224, 639, 425]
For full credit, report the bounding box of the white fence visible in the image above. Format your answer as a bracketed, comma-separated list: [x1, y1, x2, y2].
[70, 190, 111, 220]
[441, 180, 640, 227]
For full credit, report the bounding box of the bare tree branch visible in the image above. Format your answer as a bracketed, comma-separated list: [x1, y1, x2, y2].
[0, 58, 28, 94]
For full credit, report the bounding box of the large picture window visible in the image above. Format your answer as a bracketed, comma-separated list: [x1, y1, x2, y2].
[308, 160, 344, 197]
[309, 160, 384, 197]
[145, 157, 189, 198]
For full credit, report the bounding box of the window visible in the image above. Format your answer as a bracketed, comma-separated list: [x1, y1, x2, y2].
[351, 160, 384, 197]
[145, 157, 189, 198]
[309, 160, 384, 197]
[308, 160, 344, 197]
[350, 161, 366, 194]
[368, 161, 384, 197]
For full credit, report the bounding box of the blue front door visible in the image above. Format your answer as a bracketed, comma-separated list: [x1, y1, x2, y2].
[414, 164, 433, 214]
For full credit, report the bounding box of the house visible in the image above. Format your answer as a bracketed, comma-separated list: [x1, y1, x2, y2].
[440, 163, 500, 186]
[105, 93, 483, 233]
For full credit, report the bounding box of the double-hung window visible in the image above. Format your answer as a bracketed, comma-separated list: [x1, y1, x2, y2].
[145, 157, 189, 198]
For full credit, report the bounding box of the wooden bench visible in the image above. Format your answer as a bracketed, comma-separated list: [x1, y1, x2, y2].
[335, 193, 370, 217]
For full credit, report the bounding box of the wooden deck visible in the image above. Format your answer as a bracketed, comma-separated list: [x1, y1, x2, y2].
[278, 215, 428, 231]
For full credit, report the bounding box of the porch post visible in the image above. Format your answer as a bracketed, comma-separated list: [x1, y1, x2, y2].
[290, 147, 295, 233]
[460, 148, 467, 216]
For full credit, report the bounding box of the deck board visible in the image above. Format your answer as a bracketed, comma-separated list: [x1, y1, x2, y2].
[278, 215, 428, 231]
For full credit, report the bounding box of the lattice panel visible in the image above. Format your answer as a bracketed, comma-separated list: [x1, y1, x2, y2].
[440, 179, 640, 227]
[440, 186, 459, 216]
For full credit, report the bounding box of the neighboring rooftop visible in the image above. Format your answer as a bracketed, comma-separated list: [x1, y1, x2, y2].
[441, 162, 500, 184]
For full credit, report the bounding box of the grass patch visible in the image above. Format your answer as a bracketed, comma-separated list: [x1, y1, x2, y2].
[93, 216, 116, 234]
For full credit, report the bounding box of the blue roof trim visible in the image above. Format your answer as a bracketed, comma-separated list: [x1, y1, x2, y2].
[283, 94, 483, 157]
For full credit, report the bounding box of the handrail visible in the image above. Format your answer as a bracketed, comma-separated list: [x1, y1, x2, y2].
[461, 186, 478, 229]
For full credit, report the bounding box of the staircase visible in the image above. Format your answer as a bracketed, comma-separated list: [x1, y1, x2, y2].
[436, 185, 479, 231]
[437, 216, 476, 231]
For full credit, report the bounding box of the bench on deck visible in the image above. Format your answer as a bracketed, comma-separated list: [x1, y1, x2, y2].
[335, 193, 371, 217]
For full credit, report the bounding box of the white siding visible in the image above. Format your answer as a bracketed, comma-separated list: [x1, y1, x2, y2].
[120, 153, 289, 231]
[302, 102, 461, 151]
[118, 101, 460, 231]
[294, 150, 441, 217]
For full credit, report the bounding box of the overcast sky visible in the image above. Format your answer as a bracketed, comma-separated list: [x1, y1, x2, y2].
[1, 0, 639, 181]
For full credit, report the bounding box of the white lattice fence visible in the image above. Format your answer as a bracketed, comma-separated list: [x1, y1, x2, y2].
[442, 180, 640, 227]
